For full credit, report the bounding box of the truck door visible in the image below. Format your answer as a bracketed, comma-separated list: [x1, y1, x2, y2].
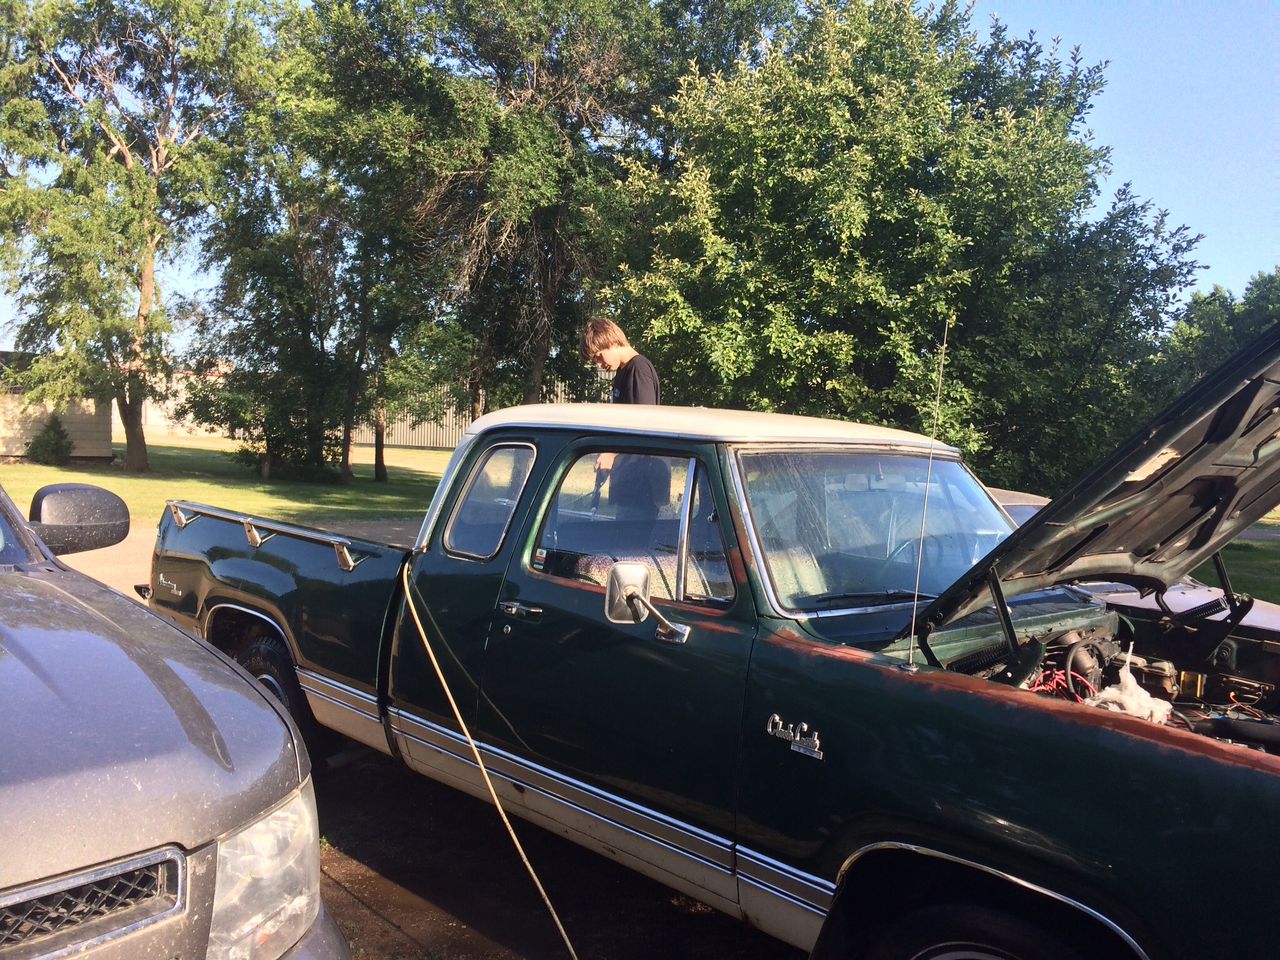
[477, 440, 755, 883]
[387, 435, 550, 764]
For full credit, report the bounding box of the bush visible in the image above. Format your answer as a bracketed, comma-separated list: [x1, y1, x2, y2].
[25, 414, 74, 465]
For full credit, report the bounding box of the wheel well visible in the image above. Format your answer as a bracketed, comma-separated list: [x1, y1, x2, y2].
[811, 847, 1147, 960]
[204, 605, 289, 661]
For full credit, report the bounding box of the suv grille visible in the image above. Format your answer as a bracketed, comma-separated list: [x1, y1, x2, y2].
[0, 851, 181, 955]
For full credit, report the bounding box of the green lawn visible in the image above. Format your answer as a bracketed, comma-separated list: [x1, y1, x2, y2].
[0, 437, 452, 528]
[1192, 540, 1280, 603]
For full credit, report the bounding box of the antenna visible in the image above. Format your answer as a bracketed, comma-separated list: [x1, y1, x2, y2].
[907, 317, 953, 668]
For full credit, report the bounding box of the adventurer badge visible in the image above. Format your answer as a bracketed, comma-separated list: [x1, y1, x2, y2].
[766, 713, 824, 760]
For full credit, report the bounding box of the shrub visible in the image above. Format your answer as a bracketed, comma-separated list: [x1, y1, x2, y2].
[25, 414, 74, 465]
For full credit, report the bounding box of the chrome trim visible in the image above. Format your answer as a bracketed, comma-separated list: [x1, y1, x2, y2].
[166, 500, 368, 574]
[736, 846, 834, 911]
[298, 670, 387, 753]
[388, 708, 734, 870]
[675, 458, 697, 601]
[0, 847, 185, 960]
[841, 842, 1151, 960]
[242, 521, 274, 548]
[415, 435, 477, 551]
[725, 446, 961, 622]
[441, 442, 538, 562]
[297, 669, 377, 713]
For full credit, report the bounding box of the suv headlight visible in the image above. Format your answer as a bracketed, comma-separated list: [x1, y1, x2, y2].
[207, 778, 321, 960]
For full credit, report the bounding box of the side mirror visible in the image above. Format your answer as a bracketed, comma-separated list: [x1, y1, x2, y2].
[605, 561, 652, 624]
[28, 483, 130, 555]
[604, 561, 690, 644]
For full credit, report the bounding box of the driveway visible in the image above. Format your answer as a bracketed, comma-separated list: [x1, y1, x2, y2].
[61, 518, 801, 960]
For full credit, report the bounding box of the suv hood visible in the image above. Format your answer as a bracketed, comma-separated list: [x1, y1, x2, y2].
[914, 324, 1280, 638]
[0, 567, 301, 888]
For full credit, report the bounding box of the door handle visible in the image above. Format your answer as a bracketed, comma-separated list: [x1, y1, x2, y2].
[499, 600, 543, 620]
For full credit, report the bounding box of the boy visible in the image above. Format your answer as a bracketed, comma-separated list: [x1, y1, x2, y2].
[580, 318, 660, 404]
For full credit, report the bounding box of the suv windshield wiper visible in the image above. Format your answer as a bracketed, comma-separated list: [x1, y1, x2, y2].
[806, 590, 939, 608]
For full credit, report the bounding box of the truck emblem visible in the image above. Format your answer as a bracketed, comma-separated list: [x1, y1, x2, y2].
[157, 573, 183, 597]
[766, 713, 823, 760]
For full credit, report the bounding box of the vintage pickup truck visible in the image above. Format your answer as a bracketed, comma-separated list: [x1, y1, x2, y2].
[148, 328, 1280, 960]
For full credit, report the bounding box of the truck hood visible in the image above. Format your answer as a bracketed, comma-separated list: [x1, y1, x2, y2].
[0, 566, 302, 888]
[914, 323, 1280, 637]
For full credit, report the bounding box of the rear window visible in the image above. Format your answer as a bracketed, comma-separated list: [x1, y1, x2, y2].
[443, 445, 536, 560]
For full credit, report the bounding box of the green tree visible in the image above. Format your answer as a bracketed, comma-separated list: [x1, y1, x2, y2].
[613, 0, 1200, 492]
[1156, 269, 1280, 404]
[310, 0, 799, 424]
[0, 0, 276, 471]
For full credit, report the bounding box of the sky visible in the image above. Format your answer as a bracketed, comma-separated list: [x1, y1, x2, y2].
[969, 0, 1278, 296]
[2, 1, 1277, 346]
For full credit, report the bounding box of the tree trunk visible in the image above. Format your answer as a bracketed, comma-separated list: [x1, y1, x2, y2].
[374, 345, 389, 482]
[522, 324, 550, 405]
[374, 399, 387, 482]
[339, 267, 373, 482]
[116, 383, 150, 473]
[118, 230, 160, 473]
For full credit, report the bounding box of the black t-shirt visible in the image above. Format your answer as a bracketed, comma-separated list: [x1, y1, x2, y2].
[612, 354, 660, 404]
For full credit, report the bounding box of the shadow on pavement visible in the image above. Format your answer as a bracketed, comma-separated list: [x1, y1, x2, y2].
[315, 746, 805, 960]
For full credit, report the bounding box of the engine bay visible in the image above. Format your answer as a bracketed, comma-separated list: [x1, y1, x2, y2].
[957, 586, 1280, 754]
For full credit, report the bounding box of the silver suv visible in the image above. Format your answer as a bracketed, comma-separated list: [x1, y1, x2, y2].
[0, 481, 349, 960]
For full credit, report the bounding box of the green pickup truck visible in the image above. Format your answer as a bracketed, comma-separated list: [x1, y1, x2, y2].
[148, 329, 1280, 960]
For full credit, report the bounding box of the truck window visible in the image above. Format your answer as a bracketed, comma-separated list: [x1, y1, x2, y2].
[443, 444, 536, 560]
[532, 452, 733, 604]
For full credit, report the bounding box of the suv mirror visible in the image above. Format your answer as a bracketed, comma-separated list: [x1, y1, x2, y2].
[29, 483, 130, 555]
[605, 562, 651, 623]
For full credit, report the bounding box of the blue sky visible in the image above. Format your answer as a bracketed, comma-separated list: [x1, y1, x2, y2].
[2, 1, 1277, 345]
[969, 0, 1278, 296]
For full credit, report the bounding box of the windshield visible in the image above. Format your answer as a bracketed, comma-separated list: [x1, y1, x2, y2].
[738, 450, 1014, 612]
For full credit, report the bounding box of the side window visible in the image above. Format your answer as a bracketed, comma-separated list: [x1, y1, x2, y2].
[684, 466, 734, 602]
[443, 445, 536, 560]
[533, 451, 733, 604]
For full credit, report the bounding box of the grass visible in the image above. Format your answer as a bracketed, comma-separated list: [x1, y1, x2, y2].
[0, 436, 453, 529]
[1192, 540, 1280, 603]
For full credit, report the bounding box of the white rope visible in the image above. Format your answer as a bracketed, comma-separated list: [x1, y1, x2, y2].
[908, 318, 953, 667]
[401, 563, 580, 960]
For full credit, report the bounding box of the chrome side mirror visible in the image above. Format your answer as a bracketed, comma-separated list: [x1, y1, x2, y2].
[604, 561, 689, 644]
[605, 562, 651, 623]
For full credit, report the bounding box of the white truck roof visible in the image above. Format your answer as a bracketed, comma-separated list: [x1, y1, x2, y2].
[466, 403, 955, 452]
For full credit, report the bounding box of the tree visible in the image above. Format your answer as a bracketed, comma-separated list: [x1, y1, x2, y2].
[612, 0, 1201, 492]
[0, 0, 276, 471]
[1155, 269, 1280, 404]
[181, 160, 355, 479]
[181, 7, 357, 478]
[309, 0, 800, 425]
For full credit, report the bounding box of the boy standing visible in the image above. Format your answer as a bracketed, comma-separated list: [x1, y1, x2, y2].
[580, 318, 660, 405]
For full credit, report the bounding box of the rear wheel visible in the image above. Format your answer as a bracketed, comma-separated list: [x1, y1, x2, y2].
[864, 904, 1089, 960]
[236, 629, 333, 762]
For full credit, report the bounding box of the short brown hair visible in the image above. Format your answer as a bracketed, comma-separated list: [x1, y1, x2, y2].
[580, 318, 630, 359]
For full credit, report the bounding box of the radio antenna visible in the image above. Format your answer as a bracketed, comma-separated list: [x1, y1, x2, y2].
[907, 317, 953, 669]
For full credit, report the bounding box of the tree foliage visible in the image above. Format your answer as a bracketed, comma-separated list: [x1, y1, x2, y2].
[0, 0, 277, 470]
[612, 0, 1202, 492]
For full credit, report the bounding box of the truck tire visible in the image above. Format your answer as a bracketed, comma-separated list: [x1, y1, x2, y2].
[864, 903, 1089, 960]
[237, 631, 333, 763]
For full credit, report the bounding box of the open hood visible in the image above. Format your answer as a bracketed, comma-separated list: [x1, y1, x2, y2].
[914, 323, 1280, 639]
